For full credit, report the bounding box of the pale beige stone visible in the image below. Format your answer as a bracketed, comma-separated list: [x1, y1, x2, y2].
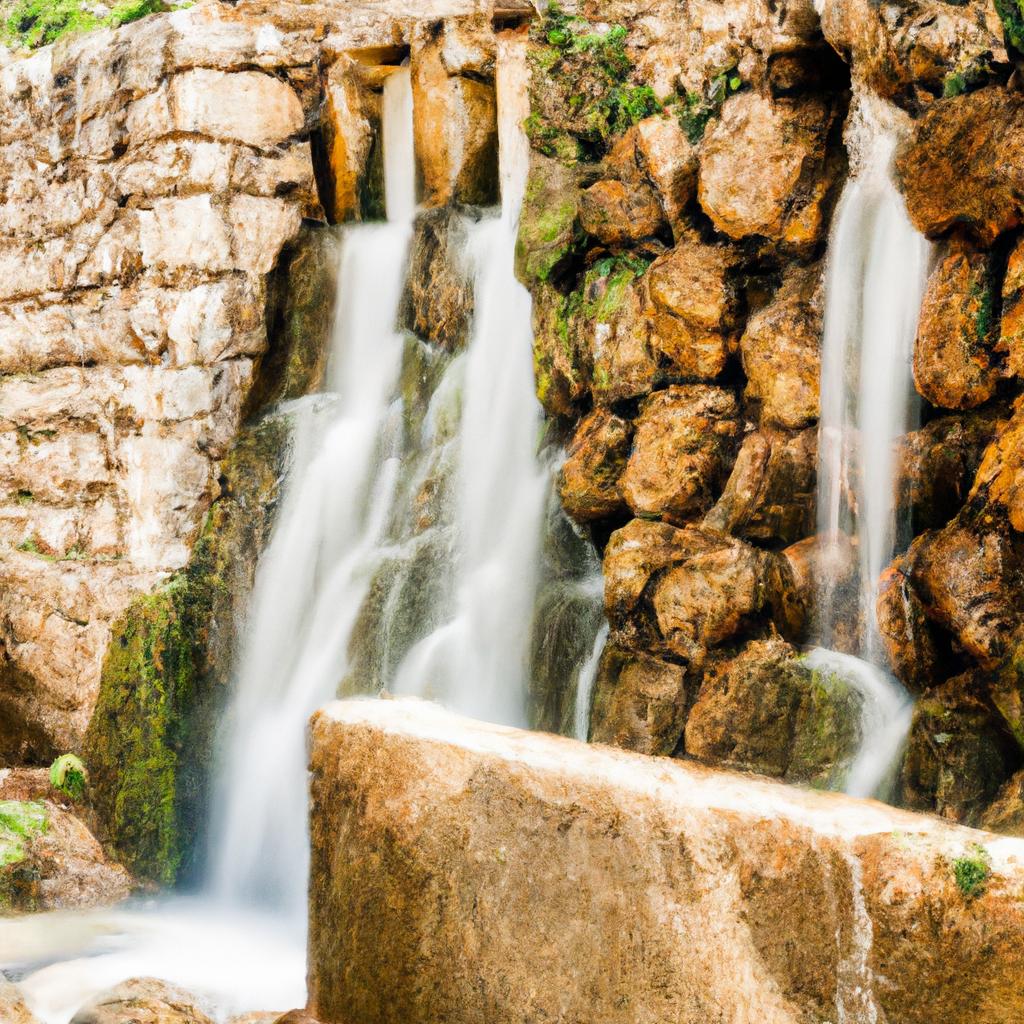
[309, 699, 1024, 1024]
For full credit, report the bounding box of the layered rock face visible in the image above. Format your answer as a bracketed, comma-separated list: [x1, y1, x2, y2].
[521, 0, 1024, 831]
[309, 699, 1024, 1024]
[0, 3, 322, 763]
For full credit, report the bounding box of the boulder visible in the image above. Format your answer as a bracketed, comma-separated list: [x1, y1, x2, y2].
[400, 209, 474, 351]
[895, 408, 1005, 535]
[620, 385, 741, 523]
[900, 675, 1018, 827]
[895, 88, 1024, 244]
[607, 115, 699, 235]
[1001, 235, 1024, 378]
[981, 770, 1024, 838]
[320, 58, 376, 223]
[71, 978, 213, 1024]
[913, 240, 1001, 410]
[768, 533, 861, 651]
[970, 397, 1024, 533]
[685, 635, 862, 787]
[588, 644, 689, 756]
[876, 557, 944, 695]
[308, 698, 1024, 1024]
[899, 520, 1024, 670]
[530, 283, 590, 417]
[412, 25, 499, 208]
[516, 154, 582, 287]
[740, 262, 822, 429]
[645, 236, 742, 380]
[0, 796, 133, 915]
[704, 427, 817, 546]
[650, 527, 768, 665]
[557, 408, 633, 523]
[0, 976, 39, 1024]
[578, 180, 666, 246]
[698, 93, 842, 254]
[819, 0, 1004, 108]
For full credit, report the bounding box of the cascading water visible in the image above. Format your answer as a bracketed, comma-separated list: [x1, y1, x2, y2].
[812, 92, 933, 800]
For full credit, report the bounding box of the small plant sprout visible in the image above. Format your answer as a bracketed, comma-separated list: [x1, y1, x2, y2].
[50, 753, 87, 802]
[952, 843, 992, 899]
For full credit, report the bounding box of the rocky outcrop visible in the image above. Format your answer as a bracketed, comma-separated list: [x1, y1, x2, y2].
[70, 978, 214, 1024]
[84, 408, 296, 886]
[0, 768, 132, 914]
[0, 976, 39, 1024]
[308, 699, 1024, 1024]
[0, 2, 320, 761]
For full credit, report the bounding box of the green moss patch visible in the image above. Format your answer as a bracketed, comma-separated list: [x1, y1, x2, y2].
[3, 0, 189, 50]
[953, 843, 992, 898]
[0, 801, 47, 868]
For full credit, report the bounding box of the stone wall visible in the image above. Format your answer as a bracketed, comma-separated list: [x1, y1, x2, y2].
[308, 698, 1024, 1024]
[517, 0, 1024, 831]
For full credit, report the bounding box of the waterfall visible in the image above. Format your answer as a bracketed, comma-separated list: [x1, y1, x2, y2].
[390, 35, 549, 725]
[813, 93, 932, 799]
[207, 66, 416, 918]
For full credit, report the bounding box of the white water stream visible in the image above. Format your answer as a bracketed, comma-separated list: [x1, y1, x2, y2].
[813, 93, 932, 800]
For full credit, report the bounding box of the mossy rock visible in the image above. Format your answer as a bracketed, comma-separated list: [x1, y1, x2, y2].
[516, 154, 586, 288]
[84, 412, 294, 886]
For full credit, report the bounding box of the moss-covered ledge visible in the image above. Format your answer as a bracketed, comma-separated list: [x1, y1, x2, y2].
[84, 411, 293, 887]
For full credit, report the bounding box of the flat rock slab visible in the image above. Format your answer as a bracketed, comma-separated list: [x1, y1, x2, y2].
[308, 698, 1024, 1024]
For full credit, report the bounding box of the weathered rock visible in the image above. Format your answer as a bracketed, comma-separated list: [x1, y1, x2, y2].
[769, 533, 861, 651]
[588, 644, 688, 756]
[557, 408, 633, 523]
[320, 58, 376, 224]
[256, 225, 341, 409]
[901, 675, 1018, 826]
[914, 240, 1001, 410]
[645, 236, 742, 380]
[620, 385, 741, 523]
[578, 179, 665, 246]
[819, 0, 1004, 108]
[0, 976, 39, 1024]
[412, 23, 499, 208]
[308, 698, 1024, 1024]
[0, 796, 132, 915]
[900, 519, 1024, 670]
[650, 528, 768, 665]
[71, 977, 213, 1024]
[516, 154, 583, 288]
[876, 557, 944, 695]
[607, 115, 699, 235]
[740, 261, 822, 429]
[896, 88, 1024, 244]
[685, 635, 862, 786]
[400, 209, 474, 351]
[704, 427, 817, 546]
[698, 93, 841, 254]
[969, 397, 1024, 533]
[895, 408, 1006, 536]
[85, 411, 295, 885]
[1001, 235, 1024, 378]
[981, 770, 1024, 838]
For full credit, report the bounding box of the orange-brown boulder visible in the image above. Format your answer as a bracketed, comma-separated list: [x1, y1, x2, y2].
[895, 88, 1024, 244]
[620, 385, 741, 523]
[740, 262, 822, 430]
[588, 644, 688, 756]
[876, 557, 944, 695]
[309, 698, 1024, 1024]
[578, 180, 665, 246]
[698, 93, 842, 254]
[704, 427, 817, 546]
[970, 396, 1024, 532]
[1001, 236, 1024, 379]
[685, 634, 862, 786]
[981, 770, 1024, 837]
[558, 408, 633, 523]
[913, 241, 1001, 410]
[645, 236, 742, 379]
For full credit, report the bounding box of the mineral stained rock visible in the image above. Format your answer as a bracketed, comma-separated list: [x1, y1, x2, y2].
[308, 699, 1024, 1024]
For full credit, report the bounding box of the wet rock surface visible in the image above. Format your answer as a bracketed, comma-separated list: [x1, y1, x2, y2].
[309, 699, 1024, 1024]
[70, 978, 214, 1024]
